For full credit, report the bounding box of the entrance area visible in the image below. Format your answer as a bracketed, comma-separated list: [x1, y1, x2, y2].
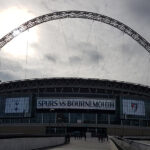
[67, 127, 86, 137]
[46, 126, 107, 137]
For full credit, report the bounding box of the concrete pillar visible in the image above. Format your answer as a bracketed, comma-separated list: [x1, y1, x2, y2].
[55, 113, 57, 123]
[68, 113, 70, 123]
[108, 114, 110, 124]
[82, 113, 84, 123]
[42, 113, 43, 124]
[96, 113, 97, 124]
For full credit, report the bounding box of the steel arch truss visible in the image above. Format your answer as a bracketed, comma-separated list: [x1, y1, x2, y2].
[0, 10, 150, 53]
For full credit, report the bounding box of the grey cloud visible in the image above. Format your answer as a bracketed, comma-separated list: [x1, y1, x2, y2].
[45, 54, 57, 63]
[120, 41, 148, 62]
[127, 0, 150, 20]
[0, 57, 23, 71]
[0, 71, 17, 81]
[69, 56, 82, 65]
[73, 42, 104, 64]
[84, 49, 103, 64]
[0, 56, 26, 81]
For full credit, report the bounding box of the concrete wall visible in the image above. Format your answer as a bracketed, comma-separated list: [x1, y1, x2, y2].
[0, 125, 46, 135]
[0, 137, 65, 150]
[107, 127, 150, 136]
[111, 137, 150, 150]
[1, 125, 150, 136]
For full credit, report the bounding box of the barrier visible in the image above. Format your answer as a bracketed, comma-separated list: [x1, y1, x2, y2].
[0, 136, 65, 150]
[111, 137, 150, 150]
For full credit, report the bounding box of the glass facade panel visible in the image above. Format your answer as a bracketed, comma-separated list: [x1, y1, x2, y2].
[84, 113, 96, 124]
[110, 114, 119, 124]
[140, 120, 147, 127]
[31, 113, 42, 123]
[70, 113, 82, 123]
[56, 127, 66, 134]
[130, 120, 139, 126]
[97, 113, 108, 124]
[56, 113, 68, 123]
[122, 119, 130, 125]
[46, 127, 56, 134]
[43, 112, 56, 123]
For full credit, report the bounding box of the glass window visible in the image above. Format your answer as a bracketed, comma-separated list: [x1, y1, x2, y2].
[70, 113, 82, 123]
[122, 119, 130, 125]
[56, 113, 68, 123]
[140, 120, 147, 127]
[56, 127, 66, 134]
[46, 127, 56, 134]
[43, 112, 56, 123]
[31, 113, 42, 123]
[97, 113, 108, 124]
[84, 113, 96, 124]
[110, 114, 119, 124]
[130, 120, 139, 126]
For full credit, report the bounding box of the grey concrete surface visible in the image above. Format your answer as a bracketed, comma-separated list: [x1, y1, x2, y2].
[0, 137, 65, 150]
[46, 138, 114, 150]
[111, 137, 150, 150]
[135, 140, 150, 145]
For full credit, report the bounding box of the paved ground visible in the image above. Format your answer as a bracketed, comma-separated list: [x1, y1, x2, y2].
[47, 138, 113, 150]
[135, 140, 150, 145]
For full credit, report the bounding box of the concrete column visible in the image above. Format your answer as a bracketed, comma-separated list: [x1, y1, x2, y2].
[96, 128, 97, 135]
[68, 113, 70, 123]
[82, 113, 84, 123]
[108, 114, 110, 124]
[55, 112, 57, 123]
[121, 120, 123, 125]
[96, 113, 97, 124]
[42, 113, 43, 124]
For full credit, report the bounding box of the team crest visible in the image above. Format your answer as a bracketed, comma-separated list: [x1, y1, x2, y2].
[131, 103, 138, 112]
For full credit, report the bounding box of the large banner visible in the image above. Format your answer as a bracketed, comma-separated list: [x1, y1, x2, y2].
[5, 97, 29, 113]
[123, 99, 145, 116]
[37, 98, 116, 110]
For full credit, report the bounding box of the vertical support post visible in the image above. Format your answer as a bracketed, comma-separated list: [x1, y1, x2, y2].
[96, 128, 97, 136]
[108, 114, 110, 124]
[55, 112, 57, 124]
[55, 127, 56, 134]
[68, 112, 70, 124]
[82, 113, 84, 124]
[42, 112, 43, 124]
[96, 113, 97, 125]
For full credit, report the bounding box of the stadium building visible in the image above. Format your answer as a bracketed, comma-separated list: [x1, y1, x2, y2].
[0, 78, 150, 136]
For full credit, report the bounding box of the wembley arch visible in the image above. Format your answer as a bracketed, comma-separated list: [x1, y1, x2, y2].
[0, 10, 150, 53]
[0, 11, 150, 138]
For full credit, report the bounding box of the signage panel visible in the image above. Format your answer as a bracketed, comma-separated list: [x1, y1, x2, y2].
[5, 97, 29, 113]
[37, 98, 116, 110]
[123, 99, 145, 116]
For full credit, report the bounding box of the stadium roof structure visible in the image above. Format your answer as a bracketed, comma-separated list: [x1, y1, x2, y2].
[0, 78, 150, 97]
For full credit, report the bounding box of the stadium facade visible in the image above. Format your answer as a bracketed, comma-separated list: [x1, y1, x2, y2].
[0, 78, 150, 136]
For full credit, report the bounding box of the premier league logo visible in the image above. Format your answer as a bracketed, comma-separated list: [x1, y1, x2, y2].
[131, 103, 138, 112]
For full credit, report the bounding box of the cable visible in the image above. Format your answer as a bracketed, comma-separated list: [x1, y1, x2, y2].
[0, 48, 1, 70]
[147, 54, 150, 86]
[25, 29, 29, 79]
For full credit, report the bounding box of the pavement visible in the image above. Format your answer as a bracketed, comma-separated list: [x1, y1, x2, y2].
[46, 138, 114, 150]
[134, 140, 150, 145]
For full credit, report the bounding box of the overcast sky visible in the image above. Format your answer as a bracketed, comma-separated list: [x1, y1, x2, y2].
[0, 0, 150, 86]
